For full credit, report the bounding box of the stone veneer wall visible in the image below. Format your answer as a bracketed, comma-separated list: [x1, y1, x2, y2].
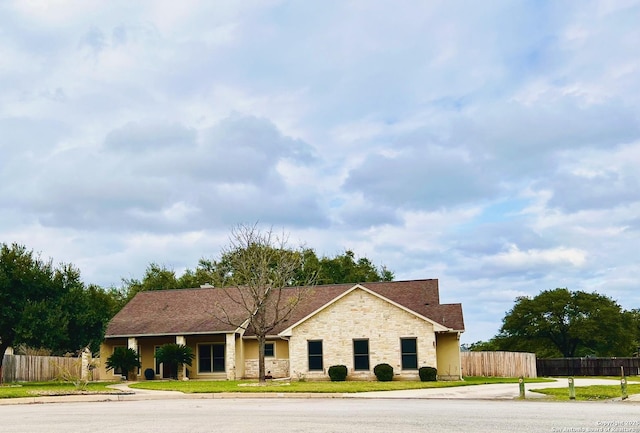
[244, 359, 290, 379]
[288, 288, 438, 380]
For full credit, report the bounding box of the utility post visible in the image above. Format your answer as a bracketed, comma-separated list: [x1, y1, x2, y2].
[568, 377, 576, 400]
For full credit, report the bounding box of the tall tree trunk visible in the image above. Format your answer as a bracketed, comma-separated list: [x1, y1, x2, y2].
[258, 334, 266, 383]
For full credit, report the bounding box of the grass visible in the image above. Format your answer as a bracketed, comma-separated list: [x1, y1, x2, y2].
[129, 376, 553, 394]
[0, 381, 121, 399]
[529, 377, 640, 401]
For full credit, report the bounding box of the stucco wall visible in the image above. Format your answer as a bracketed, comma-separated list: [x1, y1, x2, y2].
[435, 332, 462, 380]
[242, 339, 290, 379]
[288, 288, 438, 380]
[100, 334, 233, 381]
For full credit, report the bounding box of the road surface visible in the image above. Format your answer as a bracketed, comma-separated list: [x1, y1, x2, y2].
[1, 397, 639, 433]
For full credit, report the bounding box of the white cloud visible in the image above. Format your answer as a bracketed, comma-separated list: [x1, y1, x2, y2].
[0, 0, 639, 344]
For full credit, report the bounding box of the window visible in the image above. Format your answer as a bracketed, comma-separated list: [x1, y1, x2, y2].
[198, 344, 225, 373]
[154, 345, 161, 375]
[401, 338, 418, 369]
[353, 339, 370, 370]
[264, 342, 275, 357]
[308, 340, 323, 371]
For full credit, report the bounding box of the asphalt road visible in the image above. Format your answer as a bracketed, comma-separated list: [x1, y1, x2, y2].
[2, 397, 640, 433]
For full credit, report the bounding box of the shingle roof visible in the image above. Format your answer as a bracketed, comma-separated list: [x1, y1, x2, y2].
[104, 279, 464, 338]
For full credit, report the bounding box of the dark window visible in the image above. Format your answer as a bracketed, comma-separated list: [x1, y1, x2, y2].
[353, 339, 370, 370]
[401, 338, 418, 369]
[154, 346, 161, 375]
[308, 340, 323, 371]
[264, 342, 275, 357]
[199, 344, 225, 373]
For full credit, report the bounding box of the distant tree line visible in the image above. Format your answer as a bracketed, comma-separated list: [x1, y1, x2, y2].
[467, 288, 640, 358]
[122, 248, 393, 301]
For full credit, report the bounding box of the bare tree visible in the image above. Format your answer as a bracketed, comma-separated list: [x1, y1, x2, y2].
[215, 223, 315, 382]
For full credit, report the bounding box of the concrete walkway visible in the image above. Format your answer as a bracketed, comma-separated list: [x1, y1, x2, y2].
[0, 378, 638, 405]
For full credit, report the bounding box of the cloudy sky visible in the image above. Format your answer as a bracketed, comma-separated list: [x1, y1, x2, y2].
[1, 0, 639, 343]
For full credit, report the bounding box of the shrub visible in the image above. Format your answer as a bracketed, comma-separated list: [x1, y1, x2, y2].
[155, 344, 194, 380]
[373, 363, 394, 381]
[419, 366, 437, 382]
[144, 368, 155, 380]
[328, 365, 348, 381]
[105, 347, 141, 380]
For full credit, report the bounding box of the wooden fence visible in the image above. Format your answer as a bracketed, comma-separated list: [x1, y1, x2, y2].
[536, 357, 640, 377]
[461, 351, 537, 378]
[2, 354, 101, 382]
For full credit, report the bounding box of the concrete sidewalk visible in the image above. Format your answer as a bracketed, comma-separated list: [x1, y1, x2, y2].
[0, 378, 638, 405]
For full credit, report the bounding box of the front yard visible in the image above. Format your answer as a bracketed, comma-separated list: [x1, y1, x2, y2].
[129, 376, 552, 394]
[0, 381, 121, 399]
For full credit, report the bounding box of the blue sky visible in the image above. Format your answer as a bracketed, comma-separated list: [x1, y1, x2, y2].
[1, 1, 639, 343]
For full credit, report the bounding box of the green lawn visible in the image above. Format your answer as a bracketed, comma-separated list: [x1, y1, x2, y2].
[0, 381, 121, 399]
[129, 376, 553, 394]
[530, 379, 640, 401]
[8, 377, 634, 401]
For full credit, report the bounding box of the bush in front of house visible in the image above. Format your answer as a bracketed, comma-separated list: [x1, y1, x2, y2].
[328, 365, 348, 381]
[373, 363, 394, 381]
[155, 343, 194, 380]
[105, 347, 141, 380]
[419, 366, 437, 382]
[144, 368, 155, 380]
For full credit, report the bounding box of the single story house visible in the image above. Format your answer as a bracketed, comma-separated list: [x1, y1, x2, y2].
[99, 279, 464, 381]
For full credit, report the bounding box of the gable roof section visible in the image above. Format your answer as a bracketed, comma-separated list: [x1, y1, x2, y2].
[278, 284, 451, 336]
[104, 279, 464, 338]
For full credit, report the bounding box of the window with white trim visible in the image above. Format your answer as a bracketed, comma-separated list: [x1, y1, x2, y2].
[264, 342, 275, 357]
[353, 339, 370, 370]
[307, 340, 323, 371]
[198, 343, 225, 373]
[401, 338, 418, 370]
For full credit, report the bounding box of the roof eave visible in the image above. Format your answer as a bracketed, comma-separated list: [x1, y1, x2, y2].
[105, 330, 235, 339]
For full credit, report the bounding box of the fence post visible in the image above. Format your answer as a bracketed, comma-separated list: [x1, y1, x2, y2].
[621, 366, 628, 400]
[518, 376, 525, 399]
[81, 348, 90, 381]
[568, 377, 575, 400]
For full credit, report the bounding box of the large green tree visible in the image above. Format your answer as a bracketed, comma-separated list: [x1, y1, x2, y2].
[494, 288, 635, 357]
[0, 244, 123, 383]
[0, 243, 58, 383]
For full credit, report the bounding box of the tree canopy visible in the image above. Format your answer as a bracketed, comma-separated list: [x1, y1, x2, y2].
[472, 288, 637, 357]
[120, 247, 394, 300]
[0, 243, 123, 379]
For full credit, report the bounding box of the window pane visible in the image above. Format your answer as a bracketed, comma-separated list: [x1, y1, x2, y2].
[353, 339, 369, 370]
[308, 341, 322, 355]
[402, 354, 418, 369]
[401, 338, 416, 353]
[199, 345, 212, 373]
[155, 346, 161, 375]
[401, 338, 418, 370]
[353, 340, 368, 355]
[213, 344, 225, 372]
[308, 341, 323, 371]
[264, 343, 274, 357]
